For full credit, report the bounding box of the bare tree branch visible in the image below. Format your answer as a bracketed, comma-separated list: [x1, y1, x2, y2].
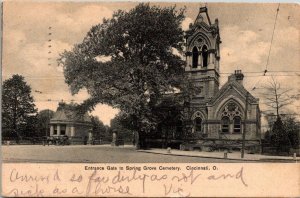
[262, 76, 294, 118]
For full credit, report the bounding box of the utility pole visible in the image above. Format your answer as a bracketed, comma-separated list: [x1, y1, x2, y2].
[241, 92, 249, 158]
[47, 109, 50, 137]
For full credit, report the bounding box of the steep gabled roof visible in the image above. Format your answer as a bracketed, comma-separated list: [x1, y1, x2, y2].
[209, 80, 258, 105]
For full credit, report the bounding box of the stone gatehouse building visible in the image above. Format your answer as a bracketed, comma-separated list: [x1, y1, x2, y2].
[150, 7, 261, 151]
[50, 102, 92, 144]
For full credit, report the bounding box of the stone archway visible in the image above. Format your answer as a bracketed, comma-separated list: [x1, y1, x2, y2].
[191, 111, 206, 137]
[219, 101, 243, 134]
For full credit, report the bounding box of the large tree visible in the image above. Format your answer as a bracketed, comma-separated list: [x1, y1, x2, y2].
[2, 74, 37, 141]
[270, 117, 291, 154]
[264, 113, 300, 153]
[59, 3, 188, 148]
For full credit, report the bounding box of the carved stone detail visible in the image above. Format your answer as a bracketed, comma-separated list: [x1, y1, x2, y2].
[221, 102, 241, 119]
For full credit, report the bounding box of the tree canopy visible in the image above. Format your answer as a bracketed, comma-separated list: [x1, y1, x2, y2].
[270, 117, 291, 153]
[2, 74, 37, 139]
[36, 109, 55, 137]
[283, 116, 300, 149]
[91, 116, 109, 141]
[110, 112, 135, 143]
[59, 3, 189, 143]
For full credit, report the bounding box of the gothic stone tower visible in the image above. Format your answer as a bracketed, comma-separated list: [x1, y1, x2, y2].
[153, 7, 261, 152]
[182, 7, 261, 149]
[185, 7, 221, 103]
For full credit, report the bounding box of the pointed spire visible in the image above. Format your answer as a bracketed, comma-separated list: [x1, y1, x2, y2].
[194, 7, 212, 26]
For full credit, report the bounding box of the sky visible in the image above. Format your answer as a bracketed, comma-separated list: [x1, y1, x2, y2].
[2, 2, 300, 126]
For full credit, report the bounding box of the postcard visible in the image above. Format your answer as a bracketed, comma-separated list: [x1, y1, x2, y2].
[1, 1, 299, 197]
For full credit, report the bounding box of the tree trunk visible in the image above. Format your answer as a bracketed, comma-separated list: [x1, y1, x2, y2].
[138, 130, 147, 150]
[134, 131, 140, 150]
[134, 130, 147, 150]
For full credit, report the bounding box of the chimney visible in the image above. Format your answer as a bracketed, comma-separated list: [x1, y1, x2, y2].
[228, 70, 244, 85]
[235, 70, 244, 85]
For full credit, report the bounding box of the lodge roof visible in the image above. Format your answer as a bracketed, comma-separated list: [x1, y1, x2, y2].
[50, 102, 92, 123]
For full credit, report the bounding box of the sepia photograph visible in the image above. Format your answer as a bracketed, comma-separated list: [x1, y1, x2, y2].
[1, 1, 300, 197]
[1, 1, 300, 165]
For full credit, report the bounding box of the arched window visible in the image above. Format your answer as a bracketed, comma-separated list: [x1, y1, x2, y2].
[233, 117, 241, 133]
[221, 116, 230, 133]
[202, 45, 208, 67]
[192, 46, 199, 68]
[194, 117, 202, 132]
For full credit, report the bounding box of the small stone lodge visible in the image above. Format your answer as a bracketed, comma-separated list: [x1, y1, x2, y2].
[149, 7, 261, 152]
[50, 102, 92, 144]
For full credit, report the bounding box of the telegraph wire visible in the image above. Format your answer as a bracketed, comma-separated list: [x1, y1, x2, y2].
[252, 3, 281, 90]
[3, 71, 300, 79]
[264, 3, 280, 75]
[3, 3, 297, 94]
